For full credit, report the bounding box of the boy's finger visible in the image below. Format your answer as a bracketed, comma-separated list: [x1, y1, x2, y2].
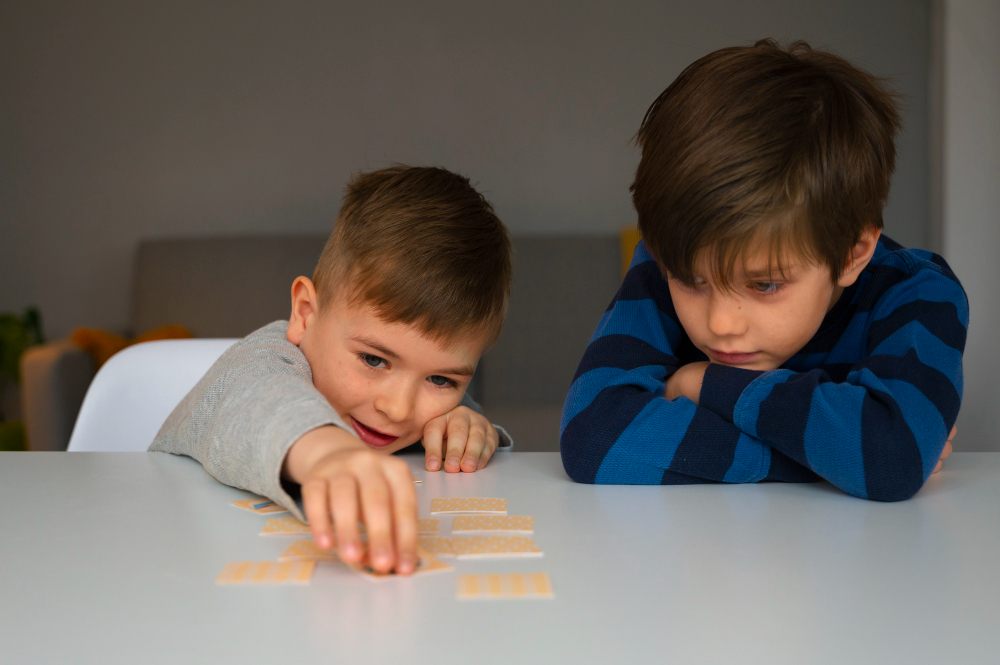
[328, 474, 361, 562]
[478, 426, 500, 469]
[933, 459, 944, 474]
[385, 461, 419, 575]
[948, 425, 957, 443]
[358, 471, 395, 573]
[460, 424, 487, 472]
[941, 439, 953, 460]
[422, 416, 447, 472]
[444, 416, 470, 473]
[302, 479, 335, 550]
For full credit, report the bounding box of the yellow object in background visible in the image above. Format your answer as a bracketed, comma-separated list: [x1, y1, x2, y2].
[620, 225, 642, 278]
[71, 324, 194, 368]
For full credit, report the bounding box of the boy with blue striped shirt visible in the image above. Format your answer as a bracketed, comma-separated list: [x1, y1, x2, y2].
[560, 40, 966, 501]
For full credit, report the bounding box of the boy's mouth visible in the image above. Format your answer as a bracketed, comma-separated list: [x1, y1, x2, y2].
[349, 417, 399, 448]
[708, 349, 761, 365]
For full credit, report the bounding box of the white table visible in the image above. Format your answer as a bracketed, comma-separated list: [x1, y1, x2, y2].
[1, 451, 998, 664]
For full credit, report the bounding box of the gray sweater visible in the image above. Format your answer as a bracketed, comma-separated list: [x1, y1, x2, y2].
[150, 321, 511, 521]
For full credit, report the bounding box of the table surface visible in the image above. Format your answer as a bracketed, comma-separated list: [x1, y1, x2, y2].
[1, 451, 998, 665]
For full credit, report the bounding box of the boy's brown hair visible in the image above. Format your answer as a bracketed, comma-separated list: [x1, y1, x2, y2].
[313, 165, 512, 345]
[631, 39, 902, 288]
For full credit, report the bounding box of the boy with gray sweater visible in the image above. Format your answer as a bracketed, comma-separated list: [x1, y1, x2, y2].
[151, 166, 513, 576]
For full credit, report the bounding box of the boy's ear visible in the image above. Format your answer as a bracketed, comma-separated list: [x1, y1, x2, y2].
[837, 227, 882, 288]
[286, 276, 320, 346]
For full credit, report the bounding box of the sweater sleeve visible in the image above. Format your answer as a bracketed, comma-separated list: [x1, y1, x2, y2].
[149, 321, 347, 521]
[560, 243, 814, 486]
[698, 265, 968, 501]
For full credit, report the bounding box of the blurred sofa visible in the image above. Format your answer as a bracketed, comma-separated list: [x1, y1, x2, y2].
[21, 234, 621, 452]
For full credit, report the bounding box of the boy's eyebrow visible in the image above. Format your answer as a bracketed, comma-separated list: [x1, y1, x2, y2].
[352, 335, 401, 360]
[350, 335, 476, 377]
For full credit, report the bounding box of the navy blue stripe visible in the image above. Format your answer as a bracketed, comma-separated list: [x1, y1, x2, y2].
[572, 334, 677, 381]
[862, 349, 962, 426]
[669, 409, 741, 481]
[613, 261, 676, 316]
[861, 387, 924, 501]
[880, 235, 904, 252]
[854, 264, 910, 313]
[755, 373, 816, 467]
[661, 469, 718, 485]
[560, 386, 656, 484]
[868, 300, 967, 352]
[929, 254, 960, 283]
[764, 449, 820, 482]
[700, 364, 763, 421]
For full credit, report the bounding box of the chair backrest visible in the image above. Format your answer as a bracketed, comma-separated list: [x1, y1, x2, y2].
[67, 339, 237, 452]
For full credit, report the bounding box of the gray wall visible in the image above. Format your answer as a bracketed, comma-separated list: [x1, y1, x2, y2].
[940, 0, 1000, 451]
[1, 0, 931, 338]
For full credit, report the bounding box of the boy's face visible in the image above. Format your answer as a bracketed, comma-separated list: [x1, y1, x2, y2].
[666, 242, 864, 371]
[287, 278, 486, 454]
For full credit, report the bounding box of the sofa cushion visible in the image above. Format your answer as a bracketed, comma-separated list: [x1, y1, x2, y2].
[132, 235, 327, 338]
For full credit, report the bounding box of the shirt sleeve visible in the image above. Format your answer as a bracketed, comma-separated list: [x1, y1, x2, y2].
[697, 265, 968, 501]
[149, 321, 348, 521]
[560, 243, 815, 486]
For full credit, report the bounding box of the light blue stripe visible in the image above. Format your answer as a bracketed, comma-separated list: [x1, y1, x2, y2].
[879, 269, 969, 324]
[723, 434, 771, 483]
[628, 241, 655, 270]
[591, 299, 681, 354]
[732, 370, 794, 437]
[876, 377, 948, 480]
[561, 365, 668, 436]
[803, 381, 868, 499]
[871, 320, 964, 392]
[595, 397, 697, 483]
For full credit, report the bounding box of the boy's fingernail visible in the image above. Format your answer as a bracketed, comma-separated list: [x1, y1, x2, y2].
[447, 456, 460, 468]
[398, 557, 414, 574]
[373, 551, 390, 569]
[342, 543, 358, 559]
[319, 535, 331, 549]
[427, 457, 440, 471]
[463, 456, 476, 469]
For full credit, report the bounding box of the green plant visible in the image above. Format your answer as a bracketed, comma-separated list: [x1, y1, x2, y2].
[0, 308, 44, 450]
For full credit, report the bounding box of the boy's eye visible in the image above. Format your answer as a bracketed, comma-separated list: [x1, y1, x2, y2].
[429, 375, 456, 388]
[361, 353, 387, 369]
[751, 282, 781, 294]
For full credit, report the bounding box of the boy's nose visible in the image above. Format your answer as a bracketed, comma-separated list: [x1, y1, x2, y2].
[374, 384, 415, 423]
[706, 294, 749, 337]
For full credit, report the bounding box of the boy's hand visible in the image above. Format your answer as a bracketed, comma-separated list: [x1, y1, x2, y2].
[282, 425, 418, 575]
[664, 361, 710, 404]
[932, 425, 957, 474]
[423, 406, 500, 473]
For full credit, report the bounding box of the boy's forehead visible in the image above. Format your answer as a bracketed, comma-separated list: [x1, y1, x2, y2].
[691, 242, 817, 279]
[334, 299, 488, 361]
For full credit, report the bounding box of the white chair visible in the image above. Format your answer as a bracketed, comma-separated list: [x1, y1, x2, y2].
[67, 339, 238, 452]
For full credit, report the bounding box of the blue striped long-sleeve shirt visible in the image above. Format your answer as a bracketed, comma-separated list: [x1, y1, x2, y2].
[560, 237, 968, 501]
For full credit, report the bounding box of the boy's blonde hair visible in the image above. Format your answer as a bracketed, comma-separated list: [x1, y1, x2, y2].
[631, 39, 902, 289]
[313, 165, 512, 345]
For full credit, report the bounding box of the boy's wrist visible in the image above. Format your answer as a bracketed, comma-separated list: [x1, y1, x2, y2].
[282, 425, 363, 484]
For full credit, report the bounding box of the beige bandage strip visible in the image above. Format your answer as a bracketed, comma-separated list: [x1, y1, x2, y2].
[216, 560, 316, 585]
[260, 516, 312, 536]
[231, 498, 289, 514]
[417, 518, 440, 534]
[456, 573, 554, 599]
[452, 515, 533, 534]
[278, 540, 339, 562]
[429, 497, 507, 515]
[418, 535, 542, 559]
